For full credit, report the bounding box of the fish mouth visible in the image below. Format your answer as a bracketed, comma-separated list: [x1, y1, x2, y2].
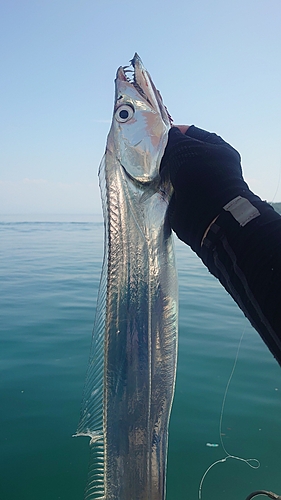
[116, 53, 172, 125]
[117, 53, 153, 106]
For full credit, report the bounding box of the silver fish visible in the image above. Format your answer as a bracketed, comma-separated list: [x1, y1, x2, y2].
[76, 53, 178, 500]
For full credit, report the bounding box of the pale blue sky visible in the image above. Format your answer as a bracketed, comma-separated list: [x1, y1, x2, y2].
[1, 0, 280, 214]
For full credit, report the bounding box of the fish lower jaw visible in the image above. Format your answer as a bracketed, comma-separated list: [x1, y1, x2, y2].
[121, 164, 159, 186]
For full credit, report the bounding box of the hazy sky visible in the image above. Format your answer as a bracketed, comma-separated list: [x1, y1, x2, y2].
[1, 0, 281, 214]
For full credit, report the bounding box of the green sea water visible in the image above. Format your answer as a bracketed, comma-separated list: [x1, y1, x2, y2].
[1, 215, 280, 500]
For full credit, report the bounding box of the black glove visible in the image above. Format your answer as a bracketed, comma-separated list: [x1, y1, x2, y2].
[160, 126, 261, 254]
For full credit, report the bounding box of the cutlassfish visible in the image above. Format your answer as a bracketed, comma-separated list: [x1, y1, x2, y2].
[76, 53, 178, 500]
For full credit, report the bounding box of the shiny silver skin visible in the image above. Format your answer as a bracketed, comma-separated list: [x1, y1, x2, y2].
[76, 54, 178, 500]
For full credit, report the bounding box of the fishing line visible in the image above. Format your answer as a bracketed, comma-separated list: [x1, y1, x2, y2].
[269, 158, 281, 204]
[198, 328, 260, 500]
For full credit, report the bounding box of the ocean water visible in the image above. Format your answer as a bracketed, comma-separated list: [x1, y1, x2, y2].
[1, 215, 280, 500]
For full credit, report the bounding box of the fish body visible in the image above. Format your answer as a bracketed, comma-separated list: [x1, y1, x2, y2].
[77, 54, 178, 500]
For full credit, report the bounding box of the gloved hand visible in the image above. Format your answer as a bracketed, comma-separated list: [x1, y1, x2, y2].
[161, 125, 260, 253]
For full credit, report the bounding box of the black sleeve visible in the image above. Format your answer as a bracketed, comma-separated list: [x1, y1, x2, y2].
[161, 126, 281, 364]
[198, 201, 281, 365]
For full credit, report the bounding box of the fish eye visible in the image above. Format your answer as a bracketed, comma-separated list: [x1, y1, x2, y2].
[115, 105, 134, 123]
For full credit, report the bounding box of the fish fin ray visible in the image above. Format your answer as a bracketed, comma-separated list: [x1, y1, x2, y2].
[76, 156, 108, 499]
[77, 156, 107, 436]
[84, 440, 105, 500]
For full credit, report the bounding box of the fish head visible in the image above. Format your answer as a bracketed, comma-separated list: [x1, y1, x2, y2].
[106, 53, 172, 185]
